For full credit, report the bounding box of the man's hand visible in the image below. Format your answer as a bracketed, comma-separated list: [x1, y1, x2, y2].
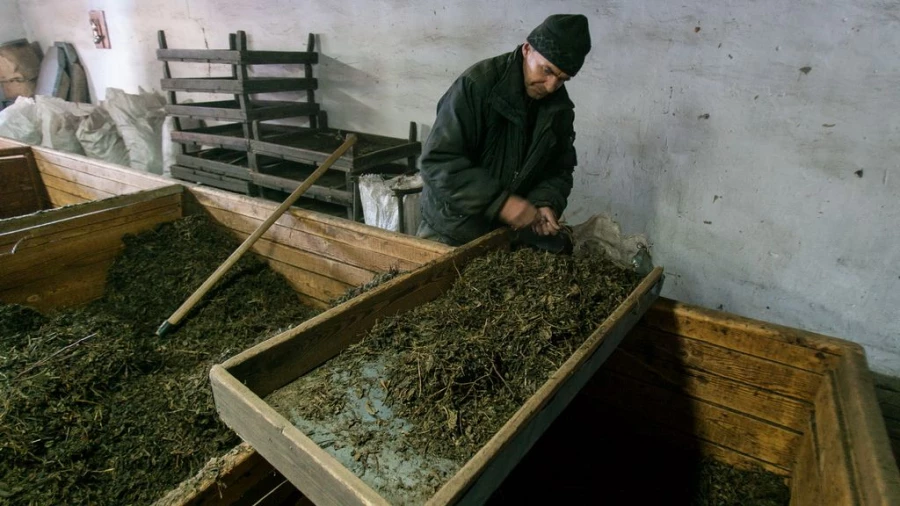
[532, 207, 561, 236]
[499, 195, 539, 230]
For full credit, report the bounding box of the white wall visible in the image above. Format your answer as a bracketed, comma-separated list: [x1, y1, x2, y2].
[19, 0, 900, 374]
[0, 0, 25, 42]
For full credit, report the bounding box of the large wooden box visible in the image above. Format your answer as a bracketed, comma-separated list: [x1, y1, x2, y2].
[0, 140, 451, 504]
[208, 230, 665, 505]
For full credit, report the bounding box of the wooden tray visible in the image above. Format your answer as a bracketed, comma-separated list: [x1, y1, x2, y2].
[161, 76, 317, 94]
[210, 230, 665, 505]
[156, 48, 317, 65]
[166, 99, 320, 122]
[251, 128, 421, 173]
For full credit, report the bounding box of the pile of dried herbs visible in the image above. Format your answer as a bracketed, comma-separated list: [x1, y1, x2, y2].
[267, 246, 642, 501]
[0, 215, 318, 505]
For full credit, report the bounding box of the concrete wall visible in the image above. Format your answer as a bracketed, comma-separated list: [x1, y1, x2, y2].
[18, 0, 900, 374]
[0, 0, 25, 43]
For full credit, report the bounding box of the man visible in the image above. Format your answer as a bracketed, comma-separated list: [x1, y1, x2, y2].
[417, 14, 592, 247]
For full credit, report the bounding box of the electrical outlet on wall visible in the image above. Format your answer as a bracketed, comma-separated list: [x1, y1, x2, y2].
[89, 10, 110, 49]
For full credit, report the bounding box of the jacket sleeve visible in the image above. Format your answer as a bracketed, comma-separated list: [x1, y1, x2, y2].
[419, 76, 508, 221]
[526, 112, 577, 217]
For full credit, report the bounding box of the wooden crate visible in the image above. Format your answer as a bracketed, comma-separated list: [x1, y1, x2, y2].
[0, 147, 49, 218]
[207, 230, 665, 505]
[0, 138, 452, 504]
[581, 299, 900, 506]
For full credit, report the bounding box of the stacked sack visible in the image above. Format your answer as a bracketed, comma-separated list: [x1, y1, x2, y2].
[0, 88, 167, 175]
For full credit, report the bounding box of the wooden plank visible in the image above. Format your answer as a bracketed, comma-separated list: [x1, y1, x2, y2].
[156, 48, 317, 65]
[265, 256, 354, 305]
[249, 235, 377, 288]
[578, 398, 792, 476]
[0, 194, 181, 255]
[166, 100, 319, 122]
[623, 325, 823, 401]
[171, 165, 251, 194]
[220, 229, 509, 397]
[189, 185, 451, 257]
[203, 204, 421, 273]
[584, 369, 801, 469]
[0, 185, 182, 234]
[643, 298, 848, 371]
[161, 77, 317, 94]
[190, 187, 449, 266]
[433, 268, 665, 506]
[39, 160, 146, 196]
[833, 352, 900, 505]
[790, 417, 822, 506]
[39, 171, 115, 202]
[605, 341, 813, 431]
[0, 153, 47, 218]
[813, 371, 860, 505]
[210, 367, 389, 506]
[1, 207, 181, 284]
[153, 442, 283, 506]
[45, 186, 90, 207]
[0, 256, 109, 311]
[32, 148, 172, 190]
[250, 171, 354, 206]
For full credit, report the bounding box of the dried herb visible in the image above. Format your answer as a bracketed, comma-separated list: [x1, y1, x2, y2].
[268, 246, 642, 502]
[0, 215, 318, 505]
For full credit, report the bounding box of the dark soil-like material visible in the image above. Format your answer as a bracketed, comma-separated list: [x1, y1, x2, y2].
[0, 215, 318, 505]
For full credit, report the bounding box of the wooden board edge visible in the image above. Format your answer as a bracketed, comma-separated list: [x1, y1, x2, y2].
[209, 365, 389, 506]
[834, 351, 900, 505]
[428, 267, 664, 505]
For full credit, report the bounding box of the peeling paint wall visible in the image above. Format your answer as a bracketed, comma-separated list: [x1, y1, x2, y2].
[0, 0, 25, 42]
[18, 0, 900, 374]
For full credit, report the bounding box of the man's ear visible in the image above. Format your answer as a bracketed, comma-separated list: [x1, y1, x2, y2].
[522, 42, 532, 57]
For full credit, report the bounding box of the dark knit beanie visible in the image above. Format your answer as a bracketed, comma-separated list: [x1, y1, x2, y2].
[526, 14, 592, 76]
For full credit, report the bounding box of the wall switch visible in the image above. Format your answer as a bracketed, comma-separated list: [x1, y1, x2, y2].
[89, 10, 110, 49]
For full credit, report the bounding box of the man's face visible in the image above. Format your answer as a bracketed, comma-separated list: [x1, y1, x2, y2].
[522, 43, 571, 100]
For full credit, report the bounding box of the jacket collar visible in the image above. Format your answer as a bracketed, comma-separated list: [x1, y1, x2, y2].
[490, 45, 573, 128]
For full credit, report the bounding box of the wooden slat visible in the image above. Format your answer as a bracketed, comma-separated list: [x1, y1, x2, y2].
[210, 367, 389, 506]
[32, 147, 172, 189]
[250, 236, 377, 288]
[220, 229, 508, 397]
[189, 186, 451, 259]
[813, 372, 859, 505]
[585, 370, 801, 469]
[430, 268, 664, 505]
[45, 186, 90, 207]
[605, 342, 813, 431]
[0, 256, 109, 311]
[1, 201, 182, 276]
[0, 185, 182, 235]
[0, 206, 180, 305]
[833, 352, 900, 505]
[39, 160, 144, 197]
[39, 171, 114, 202]
[623, 326, 823, 401]
[790, 417, 822, 506]
[203, 204, 421, 274]
[643, 298, 848, 371]
[265, 257, 354, 305]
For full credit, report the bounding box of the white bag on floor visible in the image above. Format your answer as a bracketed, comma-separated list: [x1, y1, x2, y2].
[0, 96, 41, 144]
[76, 106, 130, 166]
[358, 172, 422, 234]
[35, 95, 94, 154]
[105, 87, 166, 174]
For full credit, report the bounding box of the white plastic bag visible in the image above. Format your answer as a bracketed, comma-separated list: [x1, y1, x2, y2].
[104, 87, 166, 174]
[76, 106, 130, 166]
[0, 96, 41, 144]
[35, 95, 94, 154]
[358, 172, 422, 234]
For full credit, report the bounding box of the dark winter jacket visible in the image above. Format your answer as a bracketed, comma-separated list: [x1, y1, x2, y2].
[418, 45, 578, 245]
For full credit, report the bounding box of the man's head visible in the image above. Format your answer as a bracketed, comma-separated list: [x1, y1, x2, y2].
[522, 14, 592, 100]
